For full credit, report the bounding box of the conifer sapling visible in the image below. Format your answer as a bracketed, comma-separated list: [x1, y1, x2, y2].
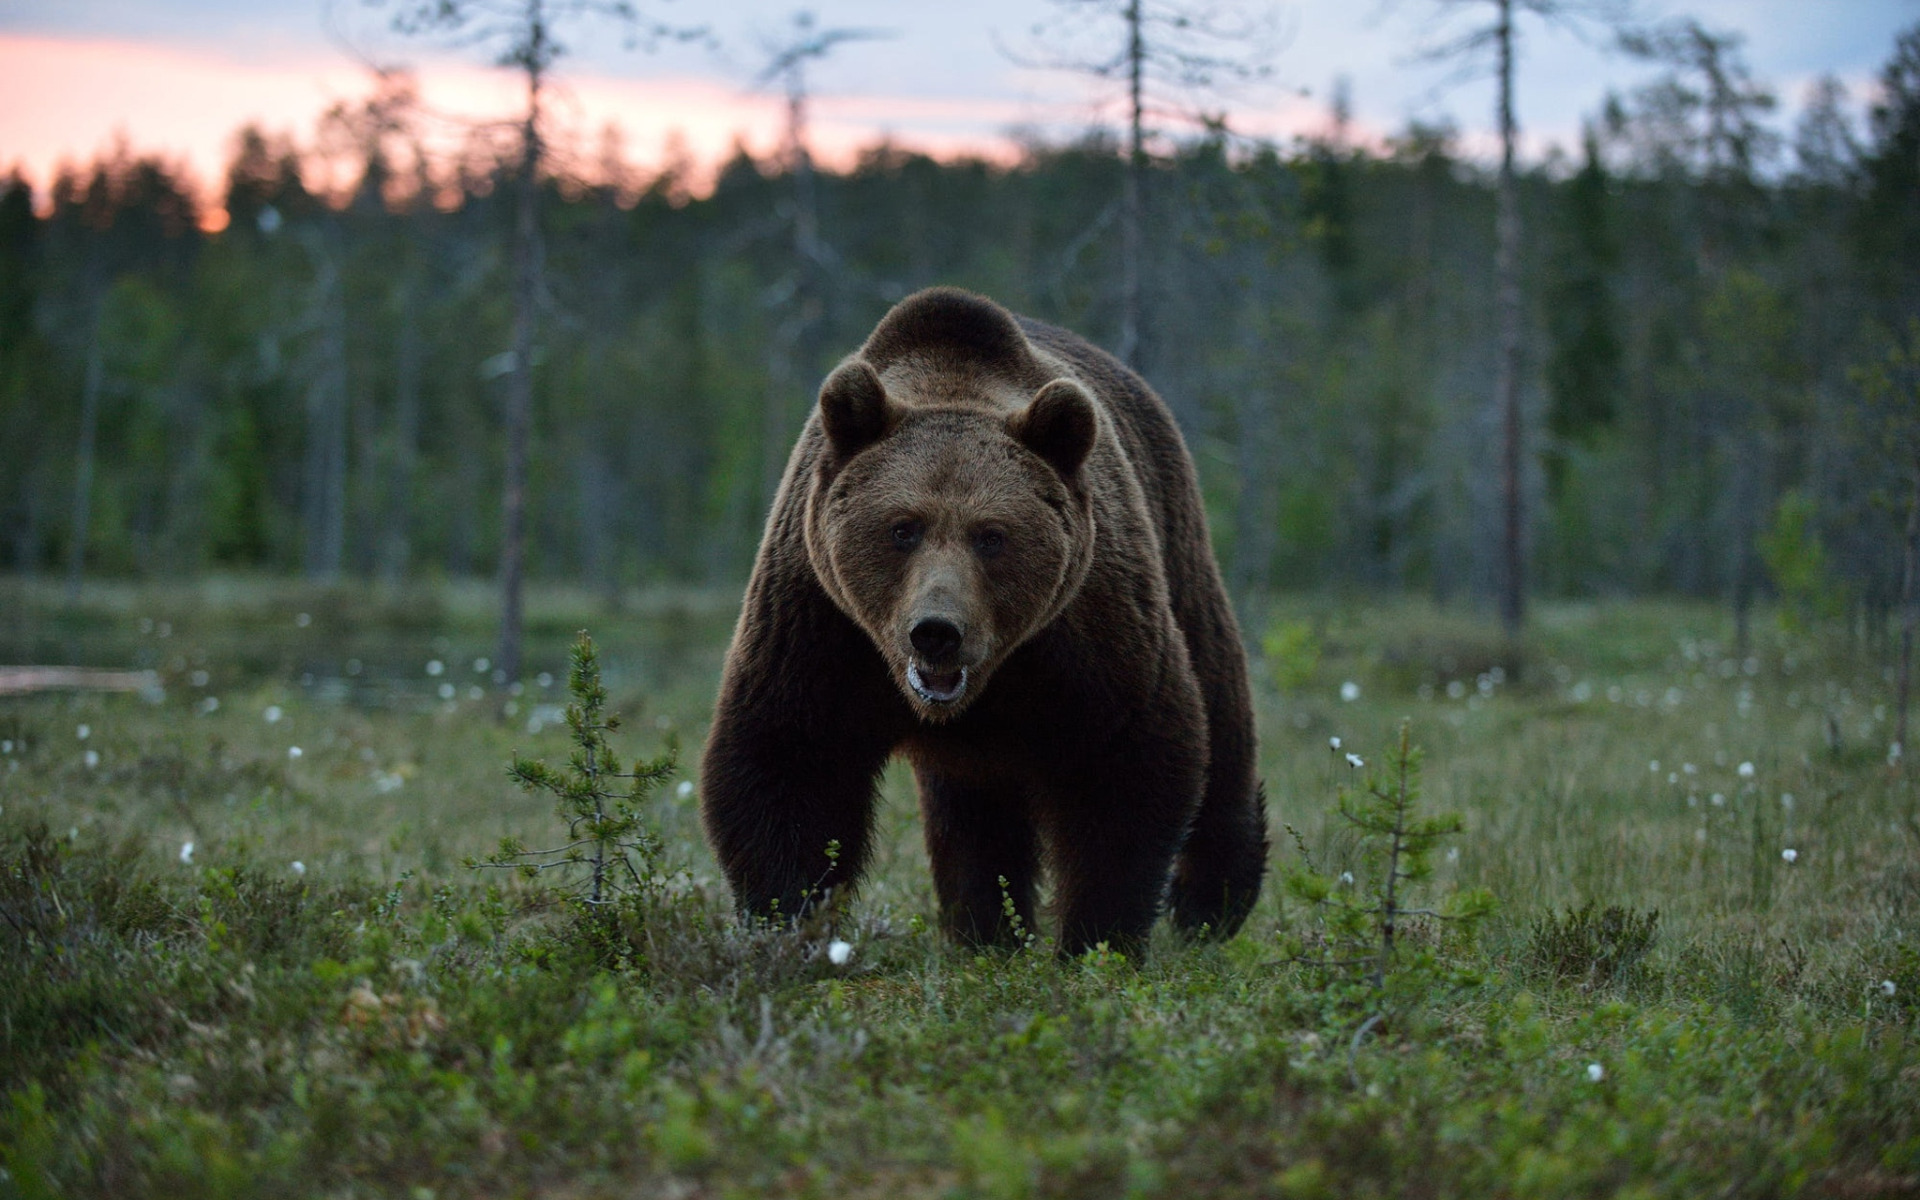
[472, 631, 676, 907]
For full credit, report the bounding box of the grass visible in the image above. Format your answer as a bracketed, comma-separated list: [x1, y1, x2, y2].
[1, 577, 1916, 1198]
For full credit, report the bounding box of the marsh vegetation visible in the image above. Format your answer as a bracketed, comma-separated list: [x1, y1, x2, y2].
[1, 579, 1913, 1197]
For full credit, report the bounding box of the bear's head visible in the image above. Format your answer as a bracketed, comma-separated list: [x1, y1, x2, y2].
[802, 290, 1100, 722]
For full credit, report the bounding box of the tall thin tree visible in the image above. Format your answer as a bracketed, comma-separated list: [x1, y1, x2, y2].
[752, 11, 888, 514]
[382, 0, 702, 685]
[1414, 0, 1632, 637]
[1620, 19, 1779, 652]
[1011, 0, 1278, 367]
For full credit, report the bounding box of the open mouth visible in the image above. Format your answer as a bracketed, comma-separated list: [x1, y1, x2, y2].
[907, 662, 968, 705]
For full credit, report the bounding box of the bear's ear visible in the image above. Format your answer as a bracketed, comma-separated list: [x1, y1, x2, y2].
[1010, 379, 1097, 480]
[818, 359, 895, 461]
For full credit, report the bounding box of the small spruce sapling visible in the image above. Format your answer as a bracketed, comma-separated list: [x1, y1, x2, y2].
[1283, 720, 1494, 991]
[472, 632, 675, 908]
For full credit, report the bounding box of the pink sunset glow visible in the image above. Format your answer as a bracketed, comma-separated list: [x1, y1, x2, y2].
[0, 28, 1379, 233]
[0, 32, 1060, 227]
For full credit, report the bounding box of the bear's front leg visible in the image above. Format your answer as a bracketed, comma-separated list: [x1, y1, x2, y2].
[700, 573, 906, 921]
[702, 713, 893, 919]
[913, 765, 1040, 948]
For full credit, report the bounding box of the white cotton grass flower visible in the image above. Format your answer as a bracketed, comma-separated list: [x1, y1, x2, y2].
[1781, 793, 1795, 811]
[1586, 1063, 1605, 1083]
[83, 749, 100, 769]
[1649, 760, 1660, 773]
[1738, 761, 1755, 778]
[676, 780, 695, 799]
[295, 611, 311, 628]
[76, 724, 90, 740]
[1345, 753, 1364, 769]
[438, 683, 456, 700]
[426, 659, 445, 677]
[1781, 848, 1798, 864]
[1340, 681, 1361, 702]
[288, 746, 303, 760]
[1329, 736, 1343, 751]
[826, 939, 853, 966]
[291, 861, 306, 876]
[1710, 793, 1726, 807]
[264, 705, 283, 724]
[179, 841, 194, 865]
[1890, 742, 1904, 766]
[1882, 980, 1898, 998]
[1338, 871, 1355, 885]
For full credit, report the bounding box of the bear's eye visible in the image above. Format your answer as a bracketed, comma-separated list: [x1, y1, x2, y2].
[891, 520, 923, 551]
[975, 528, 1006, 559]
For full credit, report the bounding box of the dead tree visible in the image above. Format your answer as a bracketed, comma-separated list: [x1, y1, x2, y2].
[752, 11, 888, 517]
[1414, 0, 1634, 639]
[1011, 0, 1279, 368]
[382, 0, 703, 685]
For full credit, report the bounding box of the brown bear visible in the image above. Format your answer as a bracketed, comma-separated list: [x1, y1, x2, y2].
[700, 287, 1267, 956]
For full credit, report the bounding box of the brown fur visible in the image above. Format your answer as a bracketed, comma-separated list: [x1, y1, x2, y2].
[700, 288, 1268, 956]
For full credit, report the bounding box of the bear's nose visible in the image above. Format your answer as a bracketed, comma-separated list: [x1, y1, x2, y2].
[909, 618, 964, 664]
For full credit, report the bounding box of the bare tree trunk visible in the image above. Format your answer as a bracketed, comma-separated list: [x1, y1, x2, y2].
[379, 280, 421, 588]
[162, 380, 211, 575]
[790, 84, 820, 278]
[1897, 459, 1918, 766]
[761, 318, 796, 518]
[324, 305, 350, 578]
[578, 436, 615, 603]
[18, 464, 44, 580]
[765, 59, 832, 521]
[1231, 310, 1279, 602]
[66, 311, 104, 603]
[1231, 386, 1278, 602]
[1492, 0, 1526, 638]
[498, 62, 545, 688]
[302, 250, 350, 582]
[1117, 0, 1145, 368]
[1731, 434, 1761, 659]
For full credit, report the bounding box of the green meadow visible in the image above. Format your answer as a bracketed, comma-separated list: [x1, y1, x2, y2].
[1, 578, 1914, 1198]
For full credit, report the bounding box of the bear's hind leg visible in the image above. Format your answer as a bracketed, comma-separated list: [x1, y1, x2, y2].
[916, 767, 1040, 949]
[1168, 780, 1270, 939]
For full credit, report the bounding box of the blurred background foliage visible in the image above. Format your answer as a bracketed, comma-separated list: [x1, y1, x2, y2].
[1, 22, 1916, 638]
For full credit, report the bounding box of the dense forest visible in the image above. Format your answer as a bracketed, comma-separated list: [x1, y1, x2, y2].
[1, 20, 1917, 634]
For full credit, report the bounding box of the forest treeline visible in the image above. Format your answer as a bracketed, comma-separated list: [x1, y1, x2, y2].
[1, 22, 1917, 628]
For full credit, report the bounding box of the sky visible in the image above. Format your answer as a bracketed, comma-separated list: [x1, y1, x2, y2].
[1, 0, 1915, 219]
